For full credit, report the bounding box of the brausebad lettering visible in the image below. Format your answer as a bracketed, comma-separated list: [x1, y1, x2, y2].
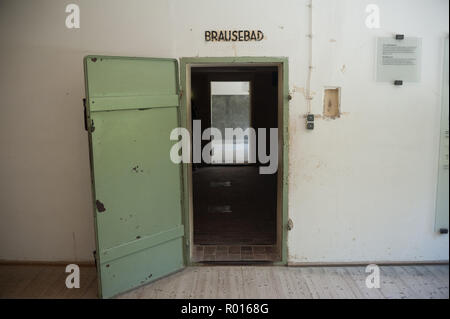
[205, 30, 264, 42]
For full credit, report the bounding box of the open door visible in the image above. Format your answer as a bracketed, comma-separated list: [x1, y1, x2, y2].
[84, 56, 184, 298]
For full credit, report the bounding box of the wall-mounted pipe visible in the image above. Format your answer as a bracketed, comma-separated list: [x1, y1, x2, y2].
[305, 0, 314, 115]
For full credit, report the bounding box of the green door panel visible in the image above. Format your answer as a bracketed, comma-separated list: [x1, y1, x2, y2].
[84, 56, 184, 298]
[86, 56, 178, 98]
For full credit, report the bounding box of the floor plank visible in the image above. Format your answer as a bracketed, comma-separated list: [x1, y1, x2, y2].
[0, 264, 447, 299]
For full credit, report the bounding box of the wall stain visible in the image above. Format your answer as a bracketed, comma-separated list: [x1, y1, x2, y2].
[231, 43, 237, 57]
[292, 85, 316, 99]
[292, 85, 305, 95]
[72, 232, 77, 261]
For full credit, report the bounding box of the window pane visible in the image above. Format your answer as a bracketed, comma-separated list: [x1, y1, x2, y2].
[210, 81, 251, 164]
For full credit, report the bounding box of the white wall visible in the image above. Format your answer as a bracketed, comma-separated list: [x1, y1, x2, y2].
[0, 0, 448, 262]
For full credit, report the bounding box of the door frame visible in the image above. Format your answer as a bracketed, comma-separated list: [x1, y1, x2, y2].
[179, 57, 289, 265]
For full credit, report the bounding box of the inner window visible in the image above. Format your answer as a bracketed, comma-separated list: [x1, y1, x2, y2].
[210, 81, 251, 164]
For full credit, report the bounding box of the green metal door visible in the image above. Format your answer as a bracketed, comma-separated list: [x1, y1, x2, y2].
[84, 56, 184, 298]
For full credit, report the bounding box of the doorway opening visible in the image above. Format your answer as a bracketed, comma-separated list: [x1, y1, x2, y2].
[182, 61, 286, 263]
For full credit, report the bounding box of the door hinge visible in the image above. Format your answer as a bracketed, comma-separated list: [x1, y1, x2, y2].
[89, 119, 95, 132]
[83, 98, 95, 133]
[83, 98, 88, 131]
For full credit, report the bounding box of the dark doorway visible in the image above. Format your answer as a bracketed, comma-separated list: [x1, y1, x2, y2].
[190, 66, 279, 262]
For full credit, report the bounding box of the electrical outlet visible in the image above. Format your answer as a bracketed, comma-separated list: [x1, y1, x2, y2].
[306, 114, 314, 130]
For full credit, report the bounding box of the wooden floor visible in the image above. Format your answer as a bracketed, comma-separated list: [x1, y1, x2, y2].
[0, 264, 448, 299]
[0, 265, 98, 299]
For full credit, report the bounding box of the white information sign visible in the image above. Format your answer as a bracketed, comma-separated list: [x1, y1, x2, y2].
[376, 37, 422, 82]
